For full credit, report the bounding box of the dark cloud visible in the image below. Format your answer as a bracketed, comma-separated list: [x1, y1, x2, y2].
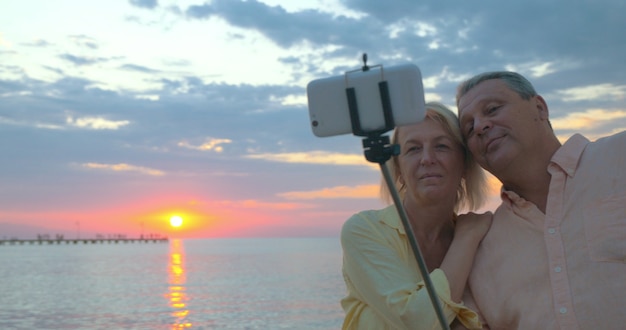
[43, 65, 65, 76]
[20, 39, 53, 47]
[1, 72, 307, 154]
[183, 0, 626, 92]
[0, 78, 32, 94]
[119, 63, 161, 74]
[0, 68, 349, 210]
[68, 34, 99, 49]
[184, 0, 388, 50]
[58, 54, 108, 66]
[129, 0, 158, 10]
[339, 0, 626, 79]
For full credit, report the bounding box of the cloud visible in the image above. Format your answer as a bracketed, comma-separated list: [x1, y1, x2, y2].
[43, 65, 65, 76]
[69, 35, 99, 49]
[556, 84, 626, 102]
[81, 162, 165, 176]
[0, 115, 64, 130]
[119, 63, 161, 74]
[0, 33, 13, 48]
[278, 184, 379, 200]
[2, 0, 626, 239]
[66, 116, 130, 130]
[551, 108, 626, 130]
[244, 151, 372, 166]
[129, 0, 158, 10]
[20, 39, 53, 47]
[271, 93, 307, 106]
[504, 61, 560, 78]
[183, 0, 377, 50]
[178, 138, 232, 152]
[134, 94, 160, 101]
[0, 90, 32, 98]
[215, 199, 312, 210]
[59, 54, 108, 66]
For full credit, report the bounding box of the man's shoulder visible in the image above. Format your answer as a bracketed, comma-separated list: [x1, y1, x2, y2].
[592, 130, 626, 145]
[582, 131, 626, 164]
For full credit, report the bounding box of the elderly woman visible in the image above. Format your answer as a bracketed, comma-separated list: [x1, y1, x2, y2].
[340, 102, 491, 329]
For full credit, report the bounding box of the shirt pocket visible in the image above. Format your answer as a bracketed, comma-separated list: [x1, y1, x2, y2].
[583, 194, 626, 263]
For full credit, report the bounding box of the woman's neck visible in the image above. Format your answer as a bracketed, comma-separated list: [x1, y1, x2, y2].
[403, 198, 455, 242]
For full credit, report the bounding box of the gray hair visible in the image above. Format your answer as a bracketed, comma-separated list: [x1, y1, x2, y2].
[456, 71, 537, 107]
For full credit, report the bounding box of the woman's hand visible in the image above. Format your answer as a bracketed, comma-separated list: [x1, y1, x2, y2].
[455, 212, 493, 242]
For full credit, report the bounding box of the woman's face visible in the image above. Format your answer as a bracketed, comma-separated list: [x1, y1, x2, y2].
[396, 118, 465, 207]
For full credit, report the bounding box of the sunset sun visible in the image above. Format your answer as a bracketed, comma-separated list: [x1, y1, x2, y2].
[169, 215, 183, 228]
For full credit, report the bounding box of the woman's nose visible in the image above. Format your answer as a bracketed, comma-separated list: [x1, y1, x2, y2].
[420, 148, 436, 166]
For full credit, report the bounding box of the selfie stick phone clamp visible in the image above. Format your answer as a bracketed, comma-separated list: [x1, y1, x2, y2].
[345, 54, 451, 330]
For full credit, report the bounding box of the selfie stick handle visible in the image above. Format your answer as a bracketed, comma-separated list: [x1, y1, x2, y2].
[347, 55, 450, 330]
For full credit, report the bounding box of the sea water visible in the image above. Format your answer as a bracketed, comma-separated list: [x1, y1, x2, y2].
[0, 237, 345, 329]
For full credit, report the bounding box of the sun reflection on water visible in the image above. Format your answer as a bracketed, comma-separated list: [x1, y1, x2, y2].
[167, 239, 192, 329]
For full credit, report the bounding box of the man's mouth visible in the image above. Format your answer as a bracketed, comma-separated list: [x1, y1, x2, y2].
[485, 135, 504, 153]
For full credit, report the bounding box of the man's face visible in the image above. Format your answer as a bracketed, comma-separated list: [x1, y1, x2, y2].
[457, 79, 547, 176]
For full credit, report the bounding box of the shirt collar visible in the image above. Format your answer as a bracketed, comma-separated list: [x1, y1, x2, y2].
[499, 134, 590, 205]
[379, 205, 406, 235]
[379, 204, 458, 235]
[550, 133, 590, 177]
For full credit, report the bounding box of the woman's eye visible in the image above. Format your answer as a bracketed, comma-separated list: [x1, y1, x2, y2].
[406, 146, 420, 153]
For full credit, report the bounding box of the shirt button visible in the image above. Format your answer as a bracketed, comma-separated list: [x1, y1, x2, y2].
[548, 228, 556, 234]
[555, 266, 562, 273]
[560, 307, 567, 314]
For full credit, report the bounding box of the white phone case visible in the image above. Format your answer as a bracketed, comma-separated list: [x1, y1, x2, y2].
[307, 63, 425, 137]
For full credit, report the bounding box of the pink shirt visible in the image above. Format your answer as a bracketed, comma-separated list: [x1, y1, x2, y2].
[466, 132, 626, 329]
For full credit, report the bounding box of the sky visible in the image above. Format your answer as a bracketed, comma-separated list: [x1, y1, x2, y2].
[1, 0, 625, 239]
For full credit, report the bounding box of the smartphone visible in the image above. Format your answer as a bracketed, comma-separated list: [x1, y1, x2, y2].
[306, 63, 426, 137]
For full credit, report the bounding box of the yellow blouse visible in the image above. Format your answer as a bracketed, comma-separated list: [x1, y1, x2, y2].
[340, 205, 482, 330]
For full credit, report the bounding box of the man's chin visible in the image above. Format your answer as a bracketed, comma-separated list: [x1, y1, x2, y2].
[482, 153, 512, 177]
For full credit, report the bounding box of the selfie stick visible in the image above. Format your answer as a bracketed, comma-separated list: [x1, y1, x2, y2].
[346, 54, 450, 330]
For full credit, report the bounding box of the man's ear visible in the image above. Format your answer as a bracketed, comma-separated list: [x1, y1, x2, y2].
[534, 95, 549, 120]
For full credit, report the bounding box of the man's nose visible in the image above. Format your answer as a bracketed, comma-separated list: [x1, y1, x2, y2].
[474, 117, 492, 135]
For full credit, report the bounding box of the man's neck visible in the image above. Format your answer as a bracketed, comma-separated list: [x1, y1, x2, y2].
[502, 174, 551, 213]
[500, 157, 557, 213]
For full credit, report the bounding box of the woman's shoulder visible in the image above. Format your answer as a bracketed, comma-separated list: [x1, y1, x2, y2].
[341, 205, 398, 236]
[346, 205, 396, 223]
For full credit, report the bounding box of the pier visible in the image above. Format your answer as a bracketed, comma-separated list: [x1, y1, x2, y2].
[0, 238, 169, 246]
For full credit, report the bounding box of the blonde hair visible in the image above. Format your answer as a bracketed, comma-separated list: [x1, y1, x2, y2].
[379, 101, 487, 212]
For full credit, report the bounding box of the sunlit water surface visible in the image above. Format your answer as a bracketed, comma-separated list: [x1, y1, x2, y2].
[0, 238, 345, 329]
